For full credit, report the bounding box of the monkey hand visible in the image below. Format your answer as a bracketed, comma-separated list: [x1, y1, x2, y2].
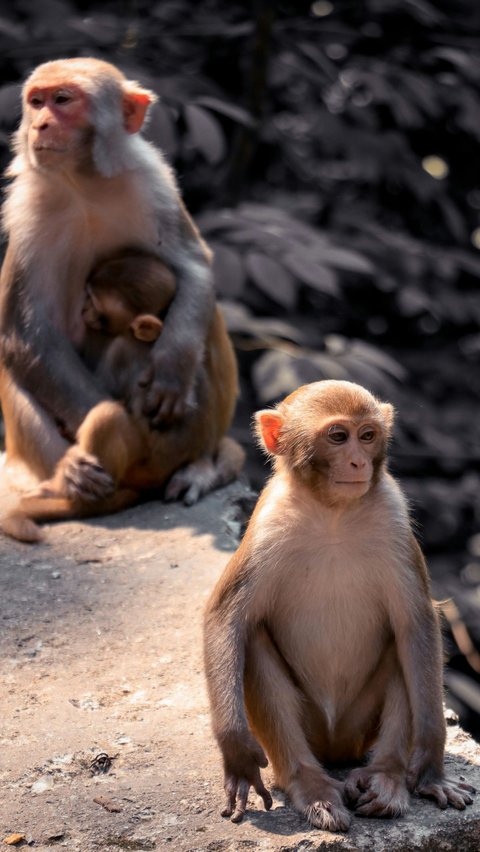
[136, 353, 195, 426]
[219, 730, 273, 823]
[57, 446, 115, 502]
[407, 752, 476, 810]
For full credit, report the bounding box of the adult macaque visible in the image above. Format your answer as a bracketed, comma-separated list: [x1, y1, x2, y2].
[204, 380, 475, 831]
[3, 250, 244, 542]
[0, 57, 233, 505]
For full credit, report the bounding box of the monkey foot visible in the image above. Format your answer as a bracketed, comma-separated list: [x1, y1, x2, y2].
[62, 447, 115, 502]
[414, 777, 475, 810]
[289, 771, 351, 832]
[165, 457, 217, 505]
[345, 767, 409, 818]
[304, 799, 351, 832]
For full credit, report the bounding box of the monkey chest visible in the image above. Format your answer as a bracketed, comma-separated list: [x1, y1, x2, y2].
[268, 542, 393, 697]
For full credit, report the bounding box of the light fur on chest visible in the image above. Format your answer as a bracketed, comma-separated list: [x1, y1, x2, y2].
[249, 474, 413, 707]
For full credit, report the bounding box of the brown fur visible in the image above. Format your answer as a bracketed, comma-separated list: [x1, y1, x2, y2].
[204, 380, 475, 831]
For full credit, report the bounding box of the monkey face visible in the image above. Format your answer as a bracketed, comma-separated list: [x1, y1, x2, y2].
[308, 419, 384, 502]
[82, 286, 133, 336]
[24, 84, 91, 169]
[255, 380, 393, 507]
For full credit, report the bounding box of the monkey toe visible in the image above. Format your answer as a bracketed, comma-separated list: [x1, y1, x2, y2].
[166, 458, 217, 504]
[416, 780, 474, 810]
[344, 769, 369, 804]
[305, 800, 351, 832]
[346, 769, 409, 818]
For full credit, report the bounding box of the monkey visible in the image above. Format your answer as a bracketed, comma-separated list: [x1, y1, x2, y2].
[3, 249, 244, 542]
[204, 380, 475, 832]
[80, 247, 175, 403]
[0, 57, 236, 509]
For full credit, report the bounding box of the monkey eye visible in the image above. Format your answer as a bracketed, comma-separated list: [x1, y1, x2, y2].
[95, 314, 110, 332]
[359, 429, 376, 443]
[54, 92, 73, 105]
[29, 94, 43, 107]
[327, 426, 348, 444]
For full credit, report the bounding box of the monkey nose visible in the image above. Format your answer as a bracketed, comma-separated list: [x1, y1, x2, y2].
[350, 458, 366, 469]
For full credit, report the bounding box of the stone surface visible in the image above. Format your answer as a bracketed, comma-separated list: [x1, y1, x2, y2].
[0, 479, 479, 851]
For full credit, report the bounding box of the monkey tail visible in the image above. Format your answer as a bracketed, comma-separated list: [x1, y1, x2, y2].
[3, 489, 140, 543]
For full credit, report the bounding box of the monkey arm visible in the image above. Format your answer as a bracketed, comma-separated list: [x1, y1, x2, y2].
[393, 537, 475, 808]
[138, 203, 215, 425]
[204, 549, 273, 822]
[0, 249, 106, 437]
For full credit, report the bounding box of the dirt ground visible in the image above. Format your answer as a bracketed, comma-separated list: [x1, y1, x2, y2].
[0, 477, 479, 852]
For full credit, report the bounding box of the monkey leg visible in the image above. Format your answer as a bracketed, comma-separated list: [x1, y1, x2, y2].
[4, 401, 145, 541]
[344, 664, 411, 818]
[164, 436, 245, 505]
[55, 401, 144, 502]
[244, 627, 351, 833]
[0, 370, 69, 483]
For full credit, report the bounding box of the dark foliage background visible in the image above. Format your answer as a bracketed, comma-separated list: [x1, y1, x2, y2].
[0, 0, 479, 735]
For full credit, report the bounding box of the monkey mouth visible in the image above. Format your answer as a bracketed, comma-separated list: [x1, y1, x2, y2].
[34, 145, 66, 152]
[334, 480, 370, 485]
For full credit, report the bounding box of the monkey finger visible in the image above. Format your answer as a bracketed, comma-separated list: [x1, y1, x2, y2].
[344, 772, 369, 803]
[221, 775, 238, 818]
[253, 775, 273, 811]
[64, 459, 114, 501]
[458, 782, 476, 794]
[252, 743, 268, 769]
[356, 790, 378, 807]
[417, 783, 448, 809]
[443, 784, 472, 809]
[231, 779, 250, 823]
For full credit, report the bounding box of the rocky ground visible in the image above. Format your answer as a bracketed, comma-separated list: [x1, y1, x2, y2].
[0, 479, 479, 852]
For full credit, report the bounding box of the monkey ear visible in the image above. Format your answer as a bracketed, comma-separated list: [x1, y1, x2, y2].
[122, 83, 157, 134]
[131, 314, 163, 342]
[255, 410, 285, 455]
[380, 403, 395, 435]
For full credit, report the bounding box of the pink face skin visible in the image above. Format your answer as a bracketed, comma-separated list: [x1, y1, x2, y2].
[25, 84, 91, 166]
[321, 418, 380, 500]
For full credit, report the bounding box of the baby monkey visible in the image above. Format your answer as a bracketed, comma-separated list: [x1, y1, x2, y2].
[204, 380, 475, 832]
[82, 248, 175, 405]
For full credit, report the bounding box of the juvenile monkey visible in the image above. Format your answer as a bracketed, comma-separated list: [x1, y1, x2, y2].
[81, 248, 174, 403]
[3, 250, 244, 542]
[204, 380, 475, 832]
[0, 57, 235, 506]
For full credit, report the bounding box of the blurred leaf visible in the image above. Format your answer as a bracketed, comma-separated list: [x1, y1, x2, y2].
[253, 348, 353, 403]
[184, 104, 226, 165]
[212, 244, 245, 299]
[325, 337, 407, 380]
[246, 252, 297, 309]
[336, 354, 396, 397]
[397, 286, 434, 317]
[317, 246, 374, 275]
[283, 250, 340, 296]
[436, 197, 466, 243]
[194, 96, 255, 128]
[220, 301, 306, 343]
[69, 13, 123, 46]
